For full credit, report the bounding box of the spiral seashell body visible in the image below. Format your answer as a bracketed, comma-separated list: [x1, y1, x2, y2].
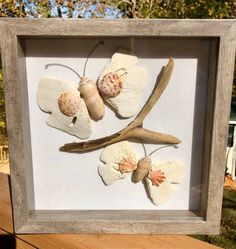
[133, 156, 152, 183]
[79, 77, 105, 121]
[97, 72, 122, 98]
[58, 91, 81, 117]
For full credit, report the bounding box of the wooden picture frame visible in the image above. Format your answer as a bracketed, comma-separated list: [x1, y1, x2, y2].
[0, 19, 235, 234]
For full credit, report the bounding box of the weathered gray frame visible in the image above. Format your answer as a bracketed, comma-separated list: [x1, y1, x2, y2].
[0, 19, 235, 234]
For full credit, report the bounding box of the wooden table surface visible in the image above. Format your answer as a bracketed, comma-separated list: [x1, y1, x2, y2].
[0, 173, 222, 249]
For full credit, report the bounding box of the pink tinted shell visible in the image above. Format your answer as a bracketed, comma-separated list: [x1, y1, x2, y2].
[98, 72, 122, 98]
[118, 157, 137, 174]
[58, 91, 81, 117]
[149, 170, 166, 186]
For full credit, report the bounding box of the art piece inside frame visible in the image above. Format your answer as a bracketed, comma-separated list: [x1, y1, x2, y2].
[1, 19, 235, 234]
[28, 37, 209, 211]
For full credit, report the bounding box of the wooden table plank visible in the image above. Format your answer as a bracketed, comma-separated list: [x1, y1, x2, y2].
[0, 173, 222, 249]
[19, 234, 222, 249]
[0, 173, 13, 232]
[0, 159, 10, 175]
[0, 229, 36, 249]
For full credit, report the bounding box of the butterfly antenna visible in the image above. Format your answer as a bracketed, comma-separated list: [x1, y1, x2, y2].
[141, 143, 147, 157]
[45, 63, 82, 80]
[83, 41, 104, 77]
[149, 144, 178, 157]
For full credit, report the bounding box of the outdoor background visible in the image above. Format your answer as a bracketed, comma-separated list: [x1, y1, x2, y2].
[0, 1, 235, 248]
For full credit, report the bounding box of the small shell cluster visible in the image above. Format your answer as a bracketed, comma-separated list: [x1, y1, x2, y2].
[58, 91, 81, 117]
[149, 170, 166, 186]
[118, 157, 137, 174]
[97, 72, 123, 98]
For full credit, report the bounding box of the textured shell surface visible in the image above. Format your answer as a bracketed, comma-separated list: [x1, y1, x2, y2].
[37, 77, 92, 139]
[118, 157, 137, 174]
[133, 156, 152, 183]
[145, 161, 185, 205]
[97, 72, 123, 98]
[97, 141, 185, 206]
[98, 141, 138, 185]
[98, 49, 148, 118]
[58, 91, 81, 117]
[149, 170, 166, 186]
[79, 77, 105, 120]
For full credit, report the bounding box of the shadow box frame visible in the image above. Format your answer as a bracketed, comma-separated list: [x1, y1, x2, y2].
[0, 19, 236, 234]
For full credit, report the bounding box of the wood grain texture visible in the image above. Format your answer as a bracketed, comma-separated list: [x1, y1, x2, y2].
[200, 39, 218, 220]
[205, 24, 236, 231]
[17, 38, 35, 213]
[0, 174, 13, 232]
[19, 234, 223, 249]
[0, 19, 235, 234]
[0, 159, 10, 175]
[0, 22, 30, 232]
[0, 229, 35, 249]
[0, 19, 235, 37]
[0, 173, 222, 249]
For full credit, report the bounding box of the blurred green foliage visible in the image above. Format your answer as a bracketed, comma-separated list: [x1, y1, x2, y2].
[232, 62, 236, 97]
[0, 0, 235, 18]
[0, 0, 122, 18]
[0, 60, 7, 145]
[0, 0, 26, 17]
[0, 0, 65, 17]
[116, 0, 235, 18]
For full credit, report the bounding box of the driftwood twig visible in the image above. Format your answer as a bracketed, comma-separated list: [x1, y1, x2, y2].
[60, 58, 181, 153]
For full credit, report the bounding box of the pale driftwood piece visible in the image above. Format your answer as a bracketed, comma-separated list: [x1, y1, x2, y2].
[60, 58, 180, 153]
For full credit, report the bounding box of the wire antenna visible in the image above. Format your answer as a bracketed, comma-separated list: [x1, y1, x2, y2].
[141, 143, 147, 157]
[83, 41, 104, 77]
[45, 63, 82, 80]
[149, 144, 178, 157]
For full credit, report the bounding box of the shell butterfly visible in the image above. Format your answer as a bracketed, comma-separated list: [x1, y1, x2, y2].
[37, 42, 148, 138]
[98, 141, 185, 206]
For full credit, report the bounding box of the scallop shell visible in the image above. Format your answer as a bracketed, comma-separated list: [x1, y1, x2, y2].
[79, 77, 105, 121]
[119, 157, 137, 174]
[37, 77, 92, 139]
[97, 72, 122, 98]
[149, 170, 166, 186]
[98, 50, 148, 118]
[145, 161, 185, 205]
[98, 141, 138, 185]
[58, 91, 81, 117]
[132, 156, 152, 183]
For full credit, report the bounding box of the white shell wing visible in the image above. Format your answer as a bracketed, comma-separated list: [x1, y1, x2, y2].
[37, 77, 92, 139]
[146, 161, 185, 206]
[99, 50, 148, 118]
[98, 141, 138, 185]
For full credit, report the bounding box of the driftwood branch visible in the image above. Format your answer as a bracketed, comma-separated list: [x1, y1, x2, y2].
[60, 58, 181, 153]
